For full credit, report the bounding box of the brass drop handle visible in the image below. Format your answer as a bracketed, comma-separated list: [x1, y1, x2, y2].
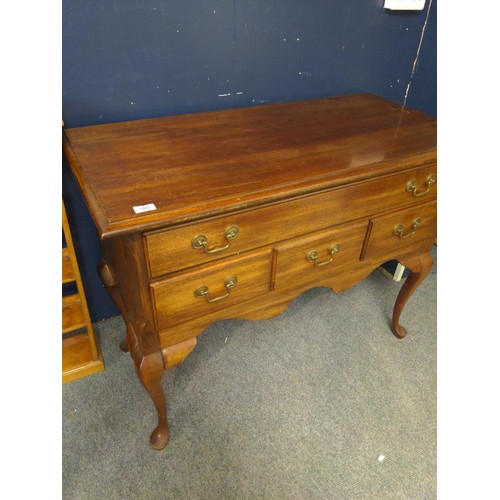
[194, 276, 238, 303]
[306, 243, 340, 267]
[406, 174, 436, 197]
[393, 217, 422, 239]
[192, 225, 240, 254]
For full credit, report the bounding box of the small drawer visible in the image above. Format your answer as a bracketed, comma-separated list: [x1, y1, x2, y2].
[150, 250, 272, 330]
[274, 221, 368, 291]
[361, 200, 437, 262]
[144, 164, 436, 278]
[146, 220, 249, 278]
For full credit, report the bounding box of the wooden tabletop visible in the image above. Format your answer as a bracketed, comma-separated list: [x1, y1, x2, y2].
[63, 94, 436, 238]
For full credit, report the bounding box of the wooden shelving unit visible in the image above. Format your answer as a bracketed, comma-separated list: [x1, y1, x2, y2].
[62, 200, 104, 383]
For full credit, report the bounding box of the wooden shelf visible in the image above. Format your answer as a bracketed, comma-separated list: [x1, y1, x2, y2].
[62, 200, 104, 383]
[62, 294, 86, 333]
[62, 247, 75, 283]
[62, 332, 104, 384]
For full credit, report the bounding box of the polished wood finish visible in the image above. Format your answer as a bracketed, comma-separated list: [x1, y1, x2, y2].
[143, 164, 436, 277]
[63, 94, 437, 448]
[151, 249, 272, 329]
[64, 94, 436, 238]
[392, 252, 435, 339]
[361, 200, 437, 261]
[62, 200, 104, 383]
[274, 221, 368, 292]
[161, 337, 197, 370]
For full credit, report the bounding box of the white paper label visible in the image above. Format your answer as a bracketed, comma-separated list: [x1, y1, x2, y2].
[384, 0, 425, 10]
[133, 203, 157, 214]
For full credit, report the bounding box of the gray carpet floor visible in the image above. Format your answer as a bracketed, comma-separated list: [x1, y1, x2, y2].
[63, 248, 436, 499]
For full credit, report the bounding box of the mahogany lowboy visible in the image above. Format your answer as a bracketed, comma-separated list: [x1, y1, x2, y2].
[63, 94, 437, 449]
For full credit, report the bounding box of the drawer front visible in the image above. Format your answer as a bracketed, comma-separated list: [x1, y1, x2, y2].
[361, 200, 437, 262]
[145, 164, 436, 277]
[151, 250, 272, 330]
[274, 221, 368, 291]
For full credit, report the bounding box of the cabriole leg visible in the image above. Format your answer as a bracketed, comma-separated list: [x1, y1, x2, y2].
[133, 338, 197, 450]
[135, 351, 170, 450]
[392, 252, 434, 339]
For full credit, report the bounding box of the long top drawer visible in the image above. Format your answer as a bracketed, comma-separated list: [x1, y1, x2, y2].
[144, 165, 436, 277]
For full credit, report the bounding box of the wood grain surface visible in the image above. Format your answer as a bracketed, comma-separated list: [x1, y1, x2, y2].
[63, 94, 436, 238]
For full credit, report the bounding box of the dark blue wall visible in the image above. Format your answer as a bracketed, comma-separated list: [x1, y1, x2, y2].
[62, 0, 437, 322]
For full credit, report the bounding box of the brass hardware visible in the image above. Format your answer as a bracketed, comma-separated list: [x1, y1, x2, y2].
[194, 276, 238, 303]
[305, 243, 340, 267]
[192, 225, 240, 254]
[393, 217, 422, 239]
[405, 174, 436, 197]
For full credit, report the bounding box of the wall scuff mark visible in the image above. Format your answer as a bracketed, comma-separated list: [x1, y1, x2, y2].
[401, 0, 433, 115]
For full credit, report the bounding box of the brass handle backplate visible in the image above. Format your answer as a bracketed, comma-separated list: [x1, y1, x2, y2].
[406, 174, 436, 197]
[194, 276, 238, 303]
[192, 225, 240, 254]
[306, 243, 340, 267]
[393, 217, 422, 239]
